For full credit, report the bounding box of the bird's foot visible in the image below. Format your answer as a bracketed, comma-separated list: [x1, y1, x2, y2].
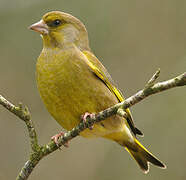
[81, 112, 95, 130]
[51, 131, 69, 148]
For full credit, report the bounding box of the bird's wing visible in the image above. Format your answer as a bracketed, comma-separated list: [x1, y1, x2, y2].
[83, 50, 143, 136]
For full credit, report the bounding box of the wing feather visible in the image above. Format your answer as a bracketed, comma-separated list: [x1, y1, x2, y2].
[83, 50, 143, 136]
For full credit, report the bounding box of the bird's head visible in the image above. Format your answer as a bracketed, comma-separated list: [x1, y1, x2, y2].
[29, 11, 90, 50]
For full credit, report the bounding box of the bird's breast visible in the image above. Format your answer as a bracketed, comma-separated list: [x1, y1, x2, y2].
[36, 47, 123, 137]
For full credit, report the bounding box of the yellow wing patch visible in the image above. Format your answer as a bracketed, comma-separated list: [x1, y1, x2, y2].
[83, 50, 143, 136]
[84, 58, 123, 102]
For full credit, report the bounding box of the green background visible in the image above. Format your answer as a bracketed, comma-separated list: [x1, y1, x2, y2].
[0, 0, 186, 179]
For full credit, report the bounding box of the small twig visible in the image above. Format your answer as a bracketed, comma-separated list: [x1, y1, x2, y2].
[0, 71, 185, 180]
[0, 96, 28, 121]
[117, 108, 128, 119]
[145, 68, 160, 88]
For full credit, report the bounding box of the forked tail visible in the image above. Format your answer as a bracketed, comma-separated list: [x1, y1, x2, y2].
[125, 139, 166, 173]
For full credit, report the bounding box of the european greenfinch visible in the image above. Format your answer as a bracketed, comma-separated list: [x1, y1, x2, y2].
[29, 11, 166, 173]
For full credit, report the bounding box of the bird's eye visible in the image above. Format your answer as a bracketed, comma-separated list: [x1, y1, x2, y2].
[53, 19, 61, 26]
[47, 19, 62, 27]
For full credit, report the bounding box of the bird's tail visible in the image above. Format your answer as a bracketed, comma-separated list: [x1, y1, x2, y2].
[125, 138, 166, 173]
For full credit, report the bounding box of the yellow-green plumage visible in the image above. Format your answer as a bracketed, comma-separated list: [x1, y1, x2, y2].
[31, 11, 166, 173]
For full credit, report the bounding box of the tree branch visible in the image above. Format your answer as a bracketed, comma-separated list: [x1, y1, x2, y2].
[0, 71, 185, 180]
[0, 96, 39, 152]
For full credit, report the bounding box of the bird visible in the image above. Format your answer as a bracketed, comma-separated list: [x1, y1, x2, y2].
[29, 11, 166, 173]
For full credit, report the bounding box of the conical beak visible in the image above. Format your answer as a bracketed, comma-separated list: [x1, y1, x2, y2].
[29, 20, 48, 35]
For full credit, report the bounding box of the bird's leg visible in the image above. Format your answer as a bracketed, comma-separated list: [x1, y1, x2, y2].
[51, 131, 69, 148]
[81, 112, 95, 130]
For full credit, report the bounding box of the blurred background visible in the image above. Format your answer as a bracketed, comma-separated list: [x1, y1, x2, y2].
[0, 0, 186, 179]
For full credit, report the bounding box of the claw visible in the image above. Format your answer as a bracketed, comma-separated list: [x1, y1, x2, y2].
[51, 132, 69, 148]
[81, 112, 95, 130]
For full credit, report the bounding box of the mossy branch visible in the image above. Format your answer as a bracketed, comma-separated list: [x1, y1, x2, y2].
[0, 71, 185, 180]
